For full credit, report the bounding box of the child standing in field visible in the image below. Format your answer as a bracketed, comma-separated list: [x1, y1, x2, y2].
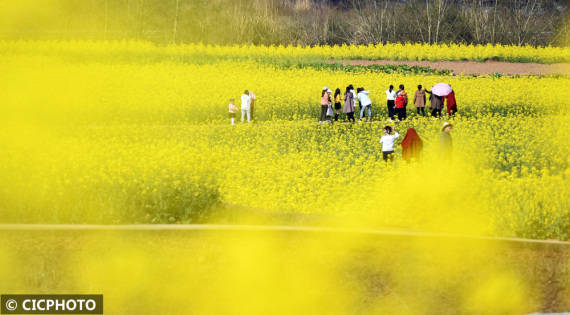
[228, 98, 238, 125]
[334, 88, 342, 121]
[379, 126, 399, 162]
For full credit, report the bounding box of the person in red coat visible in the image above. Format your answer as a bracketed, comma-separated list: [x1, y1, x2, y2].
[401, 128, 423, 162]
[445, 89, 457, 116]
[395, 94, 406, 121]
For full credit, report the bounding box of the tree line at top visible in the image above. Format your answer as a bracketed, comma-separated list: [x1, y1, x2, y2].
[0, 0, 567, 46]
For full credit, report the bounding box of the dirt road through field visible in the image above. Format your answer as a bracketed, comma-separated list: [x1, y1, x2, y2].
[331, 59, 570, 75]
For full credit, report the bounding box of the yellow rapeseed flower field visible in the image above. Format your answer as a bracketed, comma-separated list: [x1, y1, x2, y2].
[0, 41, 568, 240]
[2, 40, 569, 63]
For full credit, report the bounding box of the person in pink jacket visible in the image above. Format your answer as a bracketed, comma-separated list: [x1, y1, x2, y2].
[320, 87, 332, 123]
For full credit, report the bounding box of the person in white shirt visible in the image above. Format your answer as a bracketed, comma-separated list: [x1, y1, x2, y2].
[325, 88, 334, 123]
[357, 87, 372, 122]
[379, 126, 399, 162]
[241, 90, 252, 123]
[385, 85, 397, 122]
[228, 98, 238, 125]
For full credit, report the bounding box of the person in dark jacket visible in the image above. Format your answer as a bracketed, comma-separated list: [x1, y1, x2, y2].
[426, 90, 443, 118]
[343, 86, 355, 123]
[333, 88, 342, 121]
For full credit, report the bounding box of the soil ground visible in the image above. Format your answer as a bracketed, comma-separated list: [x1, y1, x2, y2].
[331, 59, 570, 75]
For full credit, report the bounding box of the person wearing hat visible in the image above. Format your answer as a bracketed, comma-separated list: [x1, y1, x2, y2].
[320, 87, 331, 123]
[440, 122, 453, 160]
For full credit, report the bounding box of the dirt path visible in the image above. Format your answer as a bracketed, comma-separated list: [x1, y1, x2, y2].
[331, 59, 570, 75]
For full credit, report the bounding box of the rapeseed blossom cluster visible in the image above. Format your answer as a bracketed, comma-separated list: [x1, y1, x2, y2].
[2, 56, 569, 124]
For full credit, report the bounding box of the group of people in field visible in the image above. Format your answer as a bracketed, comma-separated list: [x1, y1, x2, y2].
[227, 84, 457, 125]
[227, 87, 454, 163]
[320, 84, 457, 123]
[228, 90, 257, 125]
[380, 122, 453, 163]
[321, 85, 372, 123]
